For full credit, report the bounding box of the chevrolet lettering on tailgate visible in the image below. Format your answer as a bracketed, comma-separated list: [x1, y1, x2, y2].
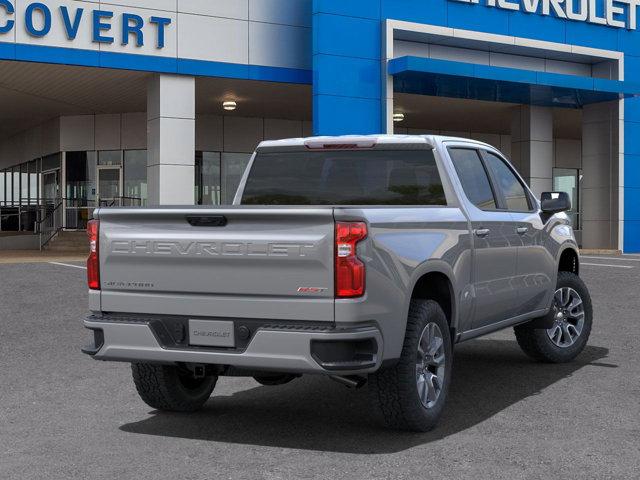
[110, 240, 316, 257]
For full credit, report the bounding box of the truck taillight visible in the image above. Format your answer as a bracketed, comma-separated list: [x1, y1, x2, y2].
[335, 222, 367, 298]
[87, 219, 100, 290]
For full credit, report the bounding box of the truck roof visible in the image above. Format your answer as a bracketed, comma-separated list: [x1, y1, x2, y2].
[256, 134, 495, 151]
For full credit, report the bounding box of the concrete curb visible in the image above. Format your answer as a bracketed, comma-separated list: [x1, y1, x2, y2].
[579, 249, 622, 255]
[0, 250, 86, 264]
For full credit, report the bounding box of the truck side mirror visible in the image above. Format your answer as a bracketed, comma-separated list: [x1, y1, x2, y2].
[541, 192, 571, 214]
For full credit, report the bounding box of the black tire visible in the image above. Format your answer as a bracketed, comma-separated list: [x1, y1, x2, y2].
[253, 374, 298, 386]
[514, 271, 593, 363]
[368, 299, 453, 432]
[131, 363, 217, 412]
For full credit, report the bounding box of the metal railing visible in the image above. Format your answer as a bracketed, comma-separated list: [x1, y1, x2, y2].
[98, 196, 144, 207]
[2, 196, 143, 248]
[65, 198, 98, 231]
[0, 199, 45, 232]
[34, 199, 64, 250]
[0, 209, 20, 226]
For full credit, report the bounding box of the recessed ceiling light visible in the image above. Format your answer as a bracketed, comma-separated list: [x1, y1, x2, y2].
[393, 113, 405, 122]
[223, 101, 237, 111]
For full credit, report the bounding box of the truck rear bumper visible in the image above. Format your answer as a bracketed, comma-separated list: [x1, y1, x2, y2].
[83, 318, 383, 375]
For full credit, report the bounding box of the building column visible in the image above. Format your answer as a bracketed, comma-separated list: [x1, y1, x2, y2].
[311, 4, 383, 136]
[147, 74, 195, 205]
[510, 105, 554, 199]
[581, 102, 618, 250]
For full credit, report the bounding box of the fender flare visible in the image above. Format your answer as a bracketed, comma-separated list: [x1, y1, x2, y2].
[402, 259, 460, 333]
[556, 243, 580, 276]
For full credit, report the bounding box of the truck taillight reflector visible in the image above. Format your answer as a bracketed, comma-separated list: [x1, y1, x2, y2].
[87, 219, 100, 290]
[335, 222, 367, 298]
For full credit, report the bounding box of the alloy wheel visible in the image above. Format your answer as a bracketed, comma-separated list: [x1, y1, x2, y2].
[416, 322, 446, 409]
[547, 287, 585, 348]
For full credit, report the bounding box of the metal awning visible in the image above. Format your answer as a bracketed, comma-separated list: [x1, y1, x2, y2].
[389, 56, 640, 108]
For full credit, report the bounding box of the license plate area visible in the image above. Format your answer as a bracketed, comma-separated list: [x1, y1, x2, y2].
[188, 319, 235, 348]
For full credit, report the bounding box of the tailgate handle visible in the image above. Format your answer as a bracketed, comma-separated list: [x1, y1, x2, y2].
[187, 215, 227, 227]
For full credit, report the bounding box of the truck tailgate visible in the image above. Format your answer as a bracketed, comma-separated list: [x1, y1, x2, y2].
[96, 208, 335, 322]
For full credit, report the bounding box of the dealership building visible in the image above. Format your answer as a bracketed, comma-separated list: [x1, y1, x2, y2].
[0, 0, 639, 252]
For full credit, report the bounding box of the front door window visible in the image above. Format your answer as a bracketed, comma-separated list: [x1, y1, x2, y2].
[482, 151, 531, 212]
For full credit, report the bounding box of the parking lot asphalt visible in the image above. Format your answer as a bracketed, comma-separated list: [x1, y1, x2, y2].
[1, 257, 639, 480]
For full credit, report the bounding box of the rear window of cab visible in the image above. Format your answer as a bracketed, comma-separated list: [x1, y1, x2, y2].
[241, 150, 447, 206]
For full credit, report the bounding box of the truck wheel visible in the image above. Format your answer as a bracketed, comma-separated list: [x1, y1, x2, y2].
[253, 374, 298, 386]
[514, 271, 593, 363]
[131, 363, 217, 412]
[368, 299, 452, 432]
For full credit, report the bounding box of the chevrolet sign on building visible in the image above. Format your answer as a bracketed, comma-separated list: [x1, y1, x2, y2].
[451, 0, 640, 29]
[0, 0, 639, 253]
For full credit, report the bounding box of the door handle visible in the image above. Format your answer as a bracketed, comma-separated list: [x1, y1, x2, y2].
[516, 227, 528, 235]
[474, 228, 491, 238]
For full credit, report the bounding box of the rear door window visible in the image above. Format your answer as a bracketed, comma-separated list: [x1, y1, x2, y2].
[448, 148, 498, 210]
[241, 150, 447, 205]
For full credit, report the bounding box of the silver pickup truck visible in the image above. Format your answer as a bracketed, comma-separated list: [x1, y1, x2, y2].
[82, 135, 592, 432]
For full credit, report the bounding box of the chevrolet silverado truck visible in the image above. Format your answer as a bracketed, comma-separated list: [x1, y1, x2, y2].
[82, 135, 592, 432]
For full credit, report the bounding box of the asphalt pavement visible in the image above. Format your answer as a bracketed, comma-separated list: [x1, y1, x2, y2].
[1, 256, 639, 479]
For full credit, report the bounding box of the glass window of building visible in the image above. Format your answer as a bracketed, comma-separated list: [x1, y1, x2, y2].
[98, 150, 122, 166]
[13, 169, 20, 203]
[553, 168, 581, 229]
[123, 150, 147, 205]
[195, 154, 201, 203]
[194, 152, 268, 205]
[222, 153, 252, 204]
[42, 169, 60, 202]
[28, 160, 39, 204]
[97, 167, 121, 206]
[195, 152, 221, 205]
[20, 163, 29, 204]
[66, 151, 97, 204]
[0, 170, 5, 204]
[41, 153, 61, 205]
[65, 151, 97, 230]
[41, 153, 61, 172]
[5, 168, 13, 205]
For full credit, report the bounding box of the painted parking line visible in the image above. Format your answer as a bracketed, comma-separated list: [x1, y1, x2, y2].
[49, 261, 87, 270]
[582, 256, 640, 262]
[581, 262, 634, 269]
[47, 259, 632, 271]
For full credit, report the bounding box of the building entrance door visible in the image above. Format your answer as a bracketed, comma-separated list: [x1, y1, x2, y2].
[39, 169, 63, 235]
[97, 166, 122, 207]
[553, 168, 582, 234]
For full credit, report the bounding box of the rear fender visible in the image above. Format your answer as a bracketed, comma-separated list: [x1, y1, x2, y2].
[405, 260, 461, 335]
